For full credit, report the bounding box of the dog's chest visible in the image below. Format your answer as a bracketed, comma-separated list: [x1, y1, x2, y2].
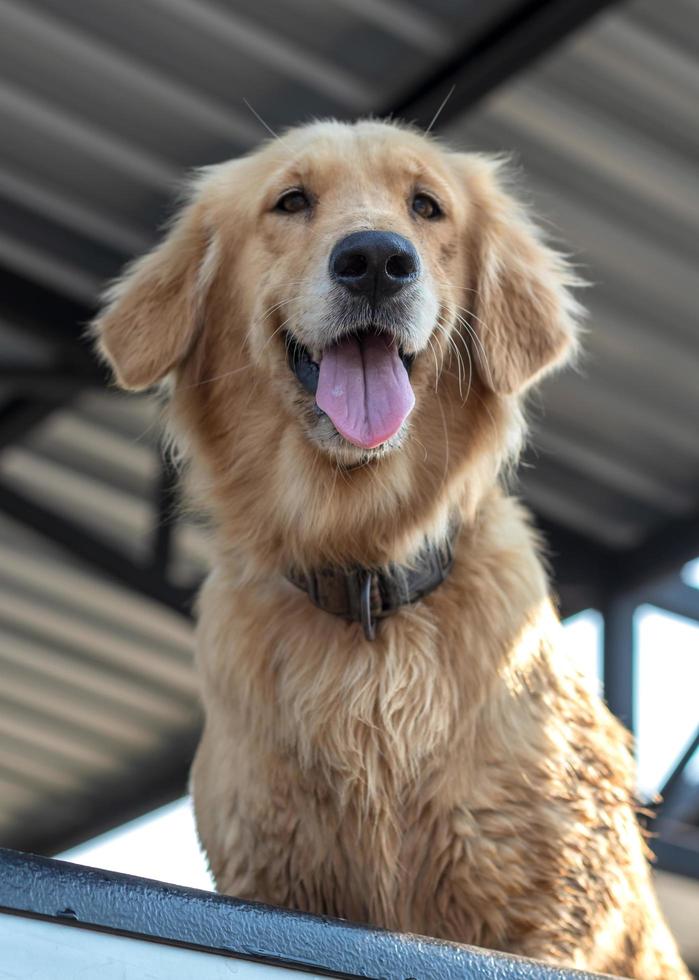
[280, 760, 541, 946]
[267, 664, 514, 939]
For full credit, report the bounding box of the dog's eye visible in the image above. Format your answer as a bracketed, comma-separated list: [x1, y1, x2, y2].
[275, 190, 310, 214]
[412, 193, 442, 220]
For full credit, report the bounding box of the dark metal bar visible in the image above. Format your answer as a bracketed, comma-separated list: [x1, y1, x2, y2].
[617, 510, 699, 596]
[641, 577, 699, 625]
[533, 514, 621, 618]
[601, 596, 636, 732]
[0, 268, 100, 450]
[0, 398, 63, 451]
[651, 835, 699, 883]
[0, 480, 194, 619]
[538, 510, 699, 625]
[385, 0, 623, 129]
[0, 848, 607, 979]
[0, 267, 93, 348]
[658, 727, 699, 815]
[0, 368, 99, 398]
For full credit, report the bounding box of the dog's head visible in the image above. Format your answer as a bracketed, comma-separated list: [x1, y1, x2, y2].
[94, 121, 580, 557]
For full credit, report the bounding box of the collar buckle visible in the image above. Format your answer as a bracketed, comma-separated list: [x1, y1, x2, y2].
[360, 571, 377, 642]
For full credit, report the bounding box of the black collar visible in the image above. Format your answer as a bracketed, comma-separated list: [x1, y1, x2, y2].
[286, 521, 460, 641]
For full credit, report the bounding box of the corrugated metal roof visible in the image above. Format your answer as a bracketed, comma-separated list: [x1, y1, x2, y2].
[452, 0, 699, 547]
[0, 391, 201, 849]
[0, 0, 697, 866]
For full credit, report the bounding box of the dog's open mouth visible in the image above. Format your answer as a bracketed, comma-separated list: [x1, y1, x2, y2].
[286, 328, 415, 450]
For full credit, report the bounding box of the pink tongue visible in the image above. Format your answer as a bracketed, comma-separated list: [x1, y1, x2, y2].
[316, 333, 415, 449]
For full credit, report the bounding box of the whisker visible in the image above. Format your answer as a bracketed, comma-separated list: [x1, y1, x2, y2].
[179, 364, 249, 391]
[471, 388, 501, 446]
[429, 269, 498, 385]
[433, 387, 450, 490]
[182, 313, 297, 391]
[434, 320, 460, 397]
[442, 316, 474, 399]
[425, 83, 456, 136]
[452, 311, 495, 390]
[242, 98, 280, 140]
[435, 316, 473, 404]
[411, 433, 429, 464]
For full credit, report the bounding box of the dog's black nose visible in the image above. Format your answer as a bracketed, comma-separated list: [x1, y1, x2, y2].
[330, 230, 419, 302]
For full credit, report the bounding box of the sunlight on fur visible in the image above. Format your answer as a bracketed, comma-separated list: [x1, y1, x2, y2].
[93, 119, 688, 978]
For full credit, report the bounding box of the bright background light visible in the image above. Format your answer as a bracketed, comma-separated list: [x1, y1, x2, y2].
[561, 608, 603, 695]
[682, 558, 699, 589]
[62, 796, 214, 890]
[635, 606, 699, 799]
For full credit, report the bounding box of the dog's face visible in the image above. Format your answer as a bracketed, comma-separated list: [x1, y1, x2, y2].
[243, 126, 457, 461]
[95, 121, 580, 515]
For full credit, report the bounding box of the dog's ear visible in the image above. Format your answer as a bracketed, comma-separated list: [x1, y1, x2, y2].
[92, 182, 219, 390]
[453, 155, 582, 395]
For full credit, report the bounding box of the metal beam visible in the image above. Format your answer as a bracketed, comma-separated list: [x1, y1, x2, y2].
[602, 596, 635, 732]
[618, 510, 699, 595]
[533, 510, 699, 623]
[532, 513, 620, 617]
[642, 577, 699, 625]
[659, 727, 699, 816]
[652, 832, 699, 883]
[0, 269, 101, 447]
[386, 0, 624, 129]
[0, 368, 99, 399]
[0, 399, 63, 451]
[0, 266, 94, 349]
[0, 480, 194, 619]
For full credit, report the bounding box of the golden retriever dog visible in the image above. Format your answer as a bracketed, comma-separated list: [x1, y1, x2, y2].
[93, 120, 688, 978]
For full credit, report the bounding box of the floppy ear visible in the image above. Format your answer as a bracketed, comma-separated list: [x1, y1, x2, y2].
[456, 155, 582, 395]
[92, 184, 218, 390]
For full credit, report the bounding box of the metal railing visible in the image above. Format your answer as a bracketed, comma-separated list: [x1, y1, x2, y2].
[0, 848, 609, 979]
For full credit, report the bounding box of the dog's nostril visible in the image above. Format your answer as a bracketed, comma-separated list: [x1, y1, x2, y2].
[386, 253, 415, 279]
[336, 252, 368, 279]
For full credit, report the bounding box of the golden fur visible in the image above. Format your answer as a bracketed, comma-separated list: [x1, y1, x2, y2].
[94, 120, 688, 978]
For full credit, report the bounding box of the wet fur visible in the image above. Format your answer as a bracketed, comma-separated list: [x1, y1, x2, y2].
[94, 121, 688, 978]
